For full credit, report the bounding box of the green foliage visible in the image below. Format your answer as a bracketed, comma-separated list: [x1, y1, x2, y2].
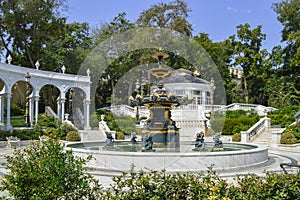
[136, 0, 193, 37]
[114, 117, 137, 135]
[228, 23, 268, 104]
[0, 125, 44, 141]
[101, 166, 300, 199]
[38, 114, 57, 128]
[12, 126, 44, 141]
[98, 110, 136, 135]
[222, 110, 259, 135]
[281, 128, 297, 144]
[44, 122, 77, 140]
[232, 132, 241, 142]
[89, 112, 100, 128]
[268, 106, 300, 127]
[11, 103, 25, 116]
[1, 139, 102, 199]
[66, 131, 81, 141]
[116, 132, 125, 140]
[205, 128, 215, 136]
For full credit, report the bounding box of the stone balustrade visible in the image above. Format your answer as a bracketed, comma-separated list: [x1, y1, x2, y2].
[241, 117, 271, 142]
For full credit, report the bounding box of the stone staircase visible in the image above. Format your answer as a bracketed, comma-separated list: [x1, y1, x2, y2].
[79, 130, 106, 141]
[251, 129, 273, 147]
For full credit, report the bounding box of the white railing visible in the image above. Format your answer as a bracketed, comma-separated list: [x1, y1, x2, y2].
[222, 103, 276, 115]
[111, 105, 149, 118]
[241, 117, 271, 142]
[98, 120, 116, 139]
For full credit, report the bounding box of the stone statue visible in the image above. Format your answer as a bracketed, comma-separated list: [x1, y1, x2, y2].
[130, 132, 137, 143]
[213, 134, 223, 148]
[193, 131, 205, 151]
[104, 132, 114, 149]
[143, 134, 154, 152]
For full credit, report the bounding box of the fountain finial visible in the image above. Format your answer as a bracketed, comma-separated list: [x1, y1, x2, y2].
[152, 47, 169, 63]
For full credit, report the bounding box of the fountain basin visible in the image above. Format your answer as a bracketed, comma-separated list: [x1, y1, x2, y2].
[66, 141, 268, 174]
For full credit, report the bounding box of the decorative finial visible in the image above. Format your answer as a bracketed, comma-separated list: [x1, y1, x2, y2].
[86, 68, 90, 77]
[152, 48, 169, 64]
[7, 54, 12, 64]
[61, 65, 66, 74]
[35, 61, 40, 70]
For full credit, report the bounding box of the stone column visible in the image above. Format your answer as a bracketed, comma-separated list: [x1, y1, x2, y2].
[61, 97, 66, 121]
[29, 96, 34, 125]
[6, 93, 12, 130]
[202, 90, 206, 111]
[241, 131, 249, 143]
[57, 98, 61, 120]
[0, 95, 4, 125]
[264, 117, 271, 129]
[35, 96, 39, 124]
[84, 99, 91, 130]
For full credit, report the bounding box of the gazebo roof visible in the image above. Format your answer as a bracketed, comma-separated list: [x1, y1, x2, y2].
[162, 68, 208, 84]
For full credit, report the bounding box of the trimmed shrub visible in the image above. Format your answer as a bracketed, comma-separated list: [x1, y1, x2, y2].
[66, 131, 81, 141]
[44, 128, 59, 139]
[280, 129, 297, 144]
[38, 114, 56, 128]
[116, 132, 125, 140]
[232, 132, 241, 142]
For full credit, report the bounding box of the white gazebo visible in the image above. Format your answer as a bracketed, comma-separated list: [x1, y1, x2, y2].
[0, 60, 91, 131]
[161, 68, 215, 140]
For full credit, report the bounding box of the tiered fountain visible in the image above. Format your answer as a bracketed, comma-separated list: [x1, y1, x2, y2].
[66, 49, 268, 175]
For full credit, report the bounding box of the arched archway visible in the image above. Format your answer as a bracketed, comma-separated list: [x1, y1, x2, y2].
[0, 62, 91, 130]
[39, 84, 60, 117]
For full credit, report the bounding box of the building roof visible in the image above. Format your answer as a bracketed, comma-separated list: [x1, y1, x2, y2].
[162, 68, 209, 84]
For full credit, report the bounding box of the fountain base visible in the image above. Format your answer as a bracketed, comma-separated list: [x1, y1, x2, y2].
[66, 141, 268, 174]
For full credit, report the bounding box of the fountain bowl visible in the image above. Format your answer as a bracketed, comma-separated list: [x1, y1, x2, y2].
[66, 141, 268, 174]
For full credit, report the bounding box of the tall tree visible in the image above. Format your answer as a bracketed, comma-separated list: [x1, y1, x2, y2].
[273, 0, 300, 106]
[229, 23, 267, 104]
[194, 33, 236, 104]
[40, 22, 91, 73]
[136, 0, 193, 37]
[0, 0, 67, 67]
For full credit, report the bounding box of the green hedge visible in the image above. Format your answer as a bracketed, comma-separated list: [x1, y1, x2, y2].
[268, 106, 300, 127]
[221, 110, 259, 135]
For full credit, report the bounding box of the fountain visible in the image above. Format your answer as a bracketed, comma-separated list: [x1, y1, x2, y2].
[66, 48, 268, 175]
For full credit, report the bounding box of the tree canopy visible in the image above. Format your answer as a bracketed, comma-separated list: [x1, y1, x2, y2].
[0, 0, 299, 108]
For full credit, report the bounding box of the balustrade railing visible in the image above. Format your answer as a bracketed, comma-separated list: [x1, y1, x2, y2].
[241, 117, 270, 142]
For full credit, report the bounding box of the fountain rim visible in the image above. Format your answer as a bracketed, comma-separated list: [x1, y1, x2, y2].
[65, 141, 268, 157]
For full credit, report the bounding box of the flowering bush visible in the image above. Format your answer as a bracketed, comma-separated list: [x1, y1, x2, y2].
[101, 166, 300, 199]
[1, 139, 102, 199]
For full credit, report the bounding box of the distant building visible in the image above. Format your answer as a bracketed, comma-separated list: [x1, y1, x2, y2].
[229, 67, 243, 80]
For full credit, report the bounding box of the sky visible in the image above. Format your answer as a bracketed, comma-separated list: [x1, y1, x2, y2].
[66, 0, 283, 50]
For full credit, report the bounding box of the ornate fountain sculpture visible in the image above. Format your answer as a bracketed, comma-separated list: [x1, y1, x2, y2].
[142, 81, 180, 149]
[129, 48, 187, 150]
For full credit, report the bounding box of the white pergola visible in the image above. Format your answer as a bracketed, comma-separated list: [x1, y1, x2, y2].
[0, 62, 91, 131]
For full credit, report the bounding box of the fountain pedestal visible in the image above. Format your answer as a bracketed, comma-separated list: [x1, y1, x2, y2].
[141, 83, 180, 149]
